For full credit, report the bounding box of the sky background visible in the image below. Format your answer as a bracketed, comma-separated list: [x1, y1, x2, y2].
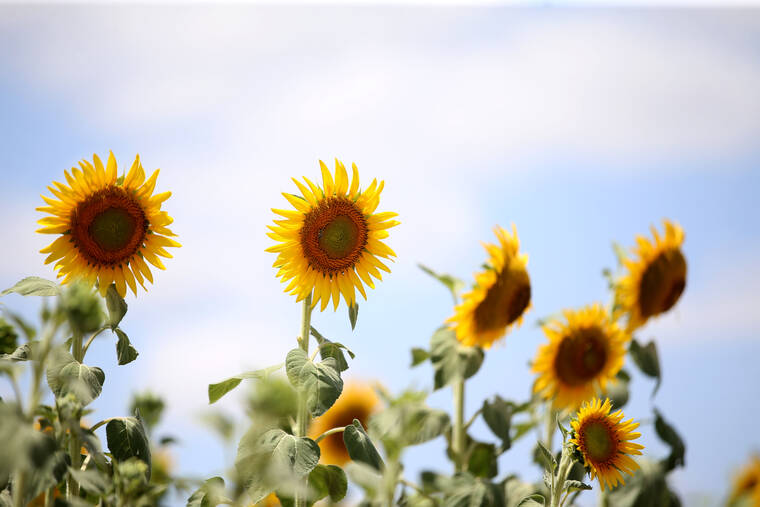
[1, 4, 759, 506]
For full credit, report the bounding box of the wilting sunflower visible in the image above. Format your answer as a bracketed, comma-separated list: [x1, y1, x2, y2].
[37, 152, 179, 298]
[532, 304, 628, 411]
[616, 219, 686, 331]
[266, 159, 398, 311]
[447, 225, 531, 348]
[569, 398, 643, 491]
[309, 382, 379, 465]
[729, 455, 760, 505]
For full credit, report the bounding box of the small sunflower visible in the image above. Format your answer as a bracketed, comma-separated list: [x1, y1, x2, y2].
[309, 382, 379, 465]
[37, 152, 179, 298]
[729, 455, 760, 505]
[616, 219, 686, 331]
[266, 159, 399, 311]
[569, 398, 643, 491]
[446, 225, 531, 348]
[532, 304, 628, 411]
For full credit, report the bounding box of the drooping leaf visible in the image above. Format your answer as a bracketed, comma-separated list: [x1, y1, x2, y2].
[46, 348, 105, 406]
[629, 339, 661, 396]
[1, 277, 60, 297]
[105, 284, 128, 329]
[286, 349, 343, 416]
[410, 347, 430, 367]
[106, 416, 152, 475]
[482, 396, 514, 448]
[517, 494, 546, 506]
[186, 477, 229, 507]
[564, 480, 592, 492]
[343, 419, 384, 471]
[654, 408, 685, 472]
[468, 442, 498, 479]
[115, 328, 139, 365]
[207, 363, 283, 404]
[348, 302, 359, 330]
[311, 327, 355, 372]
[429, 327, 484, 389]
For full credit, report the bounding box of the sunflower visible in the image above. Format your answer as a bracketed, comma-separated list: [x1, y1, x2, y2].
[266, 159, 398, 311]
[532, 304, 628, 411]
[569, 398, 643, 491]
[446, 225, 531, 348]
[37, 152, 179, 298]
[309, 382, 379, 465]
[729, 455, 760, 505]
[616, 219, 686, 331]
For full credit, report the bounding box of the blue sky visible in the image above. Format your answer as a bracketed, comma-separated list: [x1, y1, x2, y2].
[1, 5, 759, 505]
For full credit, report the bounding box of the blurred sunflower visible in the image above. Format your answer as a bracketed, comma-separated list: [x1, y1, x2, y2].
[616, 219, 686, 331]
[532, 304, 628, 411]
[569, 398, 643, 491]
[447, 225, 531, 348]
[266, 159, 398, 311]
[37, 152, 179, 298]
[309, 382, 379, 465]
[254, 493, 281, 506]
[729, 455, 760, 506]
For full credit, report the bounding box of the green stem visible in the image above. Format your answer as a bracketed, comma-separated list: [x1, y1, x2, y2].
[295, 294, 313, 507]
[81, 326, 109, 359]
[545, 406, 556, 453]
[68, 331, 83, 499]
[550, 445, 574, 507]
[452, 378, 466, 473]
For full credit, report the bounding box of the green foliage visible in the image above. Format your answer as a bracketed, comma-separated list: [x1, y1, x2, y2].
[46, 347, 105, 406]
[187, 477, 229, 507]
[418, 264, 465, 303]
[285, 348, 343, 416]
[429, 327, 484, 389]
[311, 326, 355, 372]
[59, 281, 105, 334]
[606, 459, 681, 507]
[348, 302, 359, 330]
[629, 338, 661, 396]
[115, 329, 139, 365]
[0, 318, 18, 355]
[344, 419, 385, 471]
[129, 391, 165, 432]
[517, 494, 546, 506]
[410, 347, 430, 366]
[482, 396, 521, 449]
[208, 364, 283, 404]
[106, 416, 152, 474]
[307, 464, 348, 503]
[105, 284, 128, 330]
[606, 369, 631, 409]
[1, 277, 60, 297]
[654, 408, 686, 472]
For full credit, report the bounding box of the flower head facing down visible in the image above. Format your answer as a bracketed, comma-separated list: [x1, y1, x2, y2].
[729, 455, 760, 505]
[569, 398, 644, 491]
[616, 219, 686, 331]
[266, 159, 399, 311]
[532, 304, 628, 411]
[447, 225, 531, 348]
[309, 382, 379, 465]
[37, 152, 179, 298]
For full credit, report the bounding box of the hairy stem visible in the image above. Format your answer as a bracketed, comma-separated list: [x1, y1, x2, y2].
[550, 445, 574, 507]
[452, 378, 466, 473]
[315, 426, 345, 444]
[295, 294, 313, 507]
[68, 330, 83, 499]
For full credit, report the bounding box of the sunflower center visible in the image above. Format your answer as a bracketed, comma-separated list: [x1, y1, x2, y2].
[300, 197, 368, 274]
[581, 420, 617, 463]
[554, 326, 608, 386]
[473, 266, 531, 333]
[70, 187, 147, 266]
[638, 248, 687, 318]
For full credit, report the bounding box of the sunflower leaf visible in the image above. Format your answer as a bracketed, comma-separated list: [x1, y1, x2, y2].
[105, 284, 128, 330]
[308, 464, 348, 503]
[418, 264, 465, 303]
[1, 277, 60, 297]
[285, 349, 343, 416]
[46, 347, 105, 406]
[653, 408, 685, 472]
[517, 494, 546, 506]
[348, 302, 359, 331]
[311, 326, 354, 372]
[564, 480, 592, 492]
[106, 416, 151, 474]
[535, 441, 556, 472]
[429, 327, 484, 389]
[186, 477, 229, 507]
[208, 364, 283, 404]
[482, 396, 514, 448]
[410, 347, 430, 366]
[344, 419, 384, 471]
[629, 339, 661, 396]
[115, 328, 139, 366]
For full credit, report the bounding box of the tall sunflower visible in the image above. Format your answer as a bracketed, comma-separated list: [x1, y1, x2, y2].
[266, 159, 398, 311]
[729, 455, 760, 506]
[309, 382, 379, 466]
[569, 398, 643, 491]
[532, 305, 628, 411]
[616, 219, 686, 331]
[37, 152, 179, 298]
[447, 225, 531, 348]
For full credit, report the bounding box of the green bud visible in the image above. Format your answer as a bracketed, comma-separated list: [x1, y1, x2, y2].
[0, 317, 18, 354]
[59, 282, 104, 334]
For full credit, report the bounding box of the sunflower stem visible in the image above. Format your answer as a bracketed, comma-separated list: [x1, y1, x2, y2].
[68, 330, 83, 499]
[314, 426, 345, 444]
[550, 444, 574, 507]
[545, 406, 556, 453]
[295, 294, 313, 507]
[452, 378, 466, 473]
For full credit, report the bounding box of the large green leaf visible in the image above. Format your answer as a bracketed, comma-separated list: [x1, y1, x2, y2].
[286, 349, 343, 416]
[308, 464, 347, 503]
[343, 419, 384, 471]
[311, 327, 355, 372]
[106, 416, 151, 475]
[235, 428, 320, 503]
[370, 400, 450, 453]
[629, 339, 661, 396]
[482, 396, 514, 448]
[1, 277, 60, 297]
[430, 327, 484, 389]
[46, 348, 105, 406]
